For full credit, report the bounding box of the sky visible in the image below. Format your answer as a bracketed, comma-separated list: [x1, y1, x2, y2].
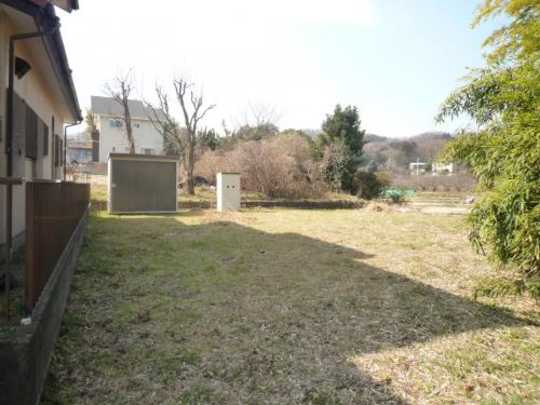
[58, 0, 504, 138]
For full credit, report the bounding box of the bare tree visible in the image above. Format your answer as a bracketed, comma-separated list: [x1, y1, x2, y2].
[146, 78, 215, 195]
[247, 103, 281, 127]
[85, 110, 98, 134]
[230, 103, 281, 141]
[146, 85, 183, 156]
[105, 71, 136, 154]
[85, 110, 100, 162]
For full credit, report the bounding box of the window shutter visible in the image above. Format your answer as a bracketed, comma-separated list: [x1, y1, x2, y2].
[25, 107, 38, 160]
[43, 123, 49, 156]
[12, 92, 26, 156]
[54, 135, 59, 167]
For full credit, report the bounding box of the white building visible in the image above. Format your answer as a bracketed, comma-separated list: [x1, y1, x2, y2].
[432, 162, 455, 176]
[0, 0, 81, 249]
[91, 96, 164, 163]
[409, 160, 427, 176]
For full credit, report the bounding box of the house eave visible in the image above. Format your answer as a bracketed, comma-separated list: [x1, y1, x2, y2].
[28, 0, 79, 13]
[1, 0, 82, 121]
[96, 112, 152, 121]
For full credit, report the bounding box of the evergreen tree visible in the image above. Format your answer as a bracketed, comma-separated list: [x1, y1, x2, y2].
[319, 105, 366, 191]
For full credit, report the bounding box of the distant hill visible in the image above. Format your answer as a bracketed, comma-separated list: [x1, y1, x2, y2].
[300, 129, 453, 172]
[364, 131, 452, 144]
[409, 131, 453, 142]
[364, 133, 388, 143]
[362, 131, 453, 172]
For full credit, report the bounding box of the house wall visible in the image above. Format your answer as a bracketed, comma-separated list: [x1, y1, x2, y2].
[97, 115, 164, 163]
[0, 10, 67, 245]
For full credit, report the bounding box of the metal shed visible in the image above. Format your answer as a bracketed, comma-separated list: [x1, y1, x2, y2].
[108, 154, 178, 214]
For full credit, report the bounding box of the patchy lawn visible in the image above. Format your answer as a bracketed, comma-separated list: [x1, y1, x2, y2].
[89, 183, 359, 210]
[43, 208, 539, 404]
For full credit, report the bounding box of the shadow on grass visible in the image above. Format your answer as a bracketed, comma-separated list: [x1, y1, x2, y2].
[43, 214, 526, 404]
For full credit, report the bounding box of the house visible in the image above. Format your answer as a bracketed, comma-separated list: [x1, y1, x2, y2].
[432, 162, 455, 176]
[409, 160, 427, 176]
[90, 96, 164, 163]
[0, 0, 82, 251]
[67, 139, 92, 163]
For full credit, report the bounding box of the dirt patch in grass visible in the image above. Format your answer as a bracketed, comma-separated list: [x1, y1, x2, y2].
[42, 209, 539, 404]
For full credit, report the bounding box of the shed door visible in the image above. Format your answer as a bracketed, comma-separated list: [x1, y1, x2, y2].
[110, 160, 177, 212]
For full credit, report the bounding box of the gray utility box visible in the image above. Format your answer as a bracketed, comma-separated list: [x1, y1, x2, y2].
[217, 172, 241, 212]
[108, 154, 178, 214]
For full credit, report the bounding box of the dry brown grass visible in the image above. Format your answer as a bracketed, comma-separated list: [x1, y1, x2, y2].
[42, 208, 539, 404]
[91, 183, 358, 207]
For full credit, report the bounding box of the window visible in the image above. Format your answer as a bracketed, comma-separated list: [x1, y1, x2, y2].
[109, 119, 123, 128]
[134, 122, 141, 128]
[112, 146, 116, 152]
[25, 107, 38, 160]
[143, 148, 154, 155]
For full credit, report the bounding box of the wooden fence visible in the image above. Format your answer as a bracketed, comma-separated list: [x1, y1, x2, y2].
[25, 181, 90, 312]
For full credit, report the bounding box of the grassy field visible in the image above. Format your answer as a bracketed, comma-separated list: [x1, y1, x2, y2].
[90, 182, 360, 206]
[43, 199, 539, 404]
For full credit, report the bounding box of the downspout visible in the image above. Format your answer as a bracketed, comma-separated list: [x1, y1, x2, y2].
[64, 121, 81, 180]
[4, 26, 58, 319]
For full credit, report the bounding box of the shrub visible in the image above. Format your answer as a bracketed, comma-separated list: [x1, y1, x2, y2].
[195, 133, 328, 199]
[320, 139, 354, 192]
[196, 150, 239, 186]
[352, 171, 390, 200]
[382, 188, 414, 204]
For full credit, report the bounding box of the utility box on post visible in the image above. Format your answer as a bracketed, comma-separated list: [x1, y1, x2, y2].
[217, 172, 240, 212]
[108, 154, 178, 214]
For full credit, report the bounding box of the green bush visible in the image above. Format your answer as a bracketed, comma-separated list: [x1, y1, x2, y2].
[352, 171, 390, 200]
[381, 188, 414, 204]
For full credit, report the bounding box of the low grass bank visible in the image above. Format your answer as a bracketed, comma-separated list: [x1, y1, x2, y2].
[43, 208, 538, 404]
[181, 186, 359, 205]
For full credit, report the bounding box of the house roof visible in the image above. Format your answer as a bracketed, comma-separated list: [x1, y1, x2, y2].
[1, 0, 82, 121]
[29, 0, 79, 12]
[108, 153, 179, 162]
[91, 96, 161, 121]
